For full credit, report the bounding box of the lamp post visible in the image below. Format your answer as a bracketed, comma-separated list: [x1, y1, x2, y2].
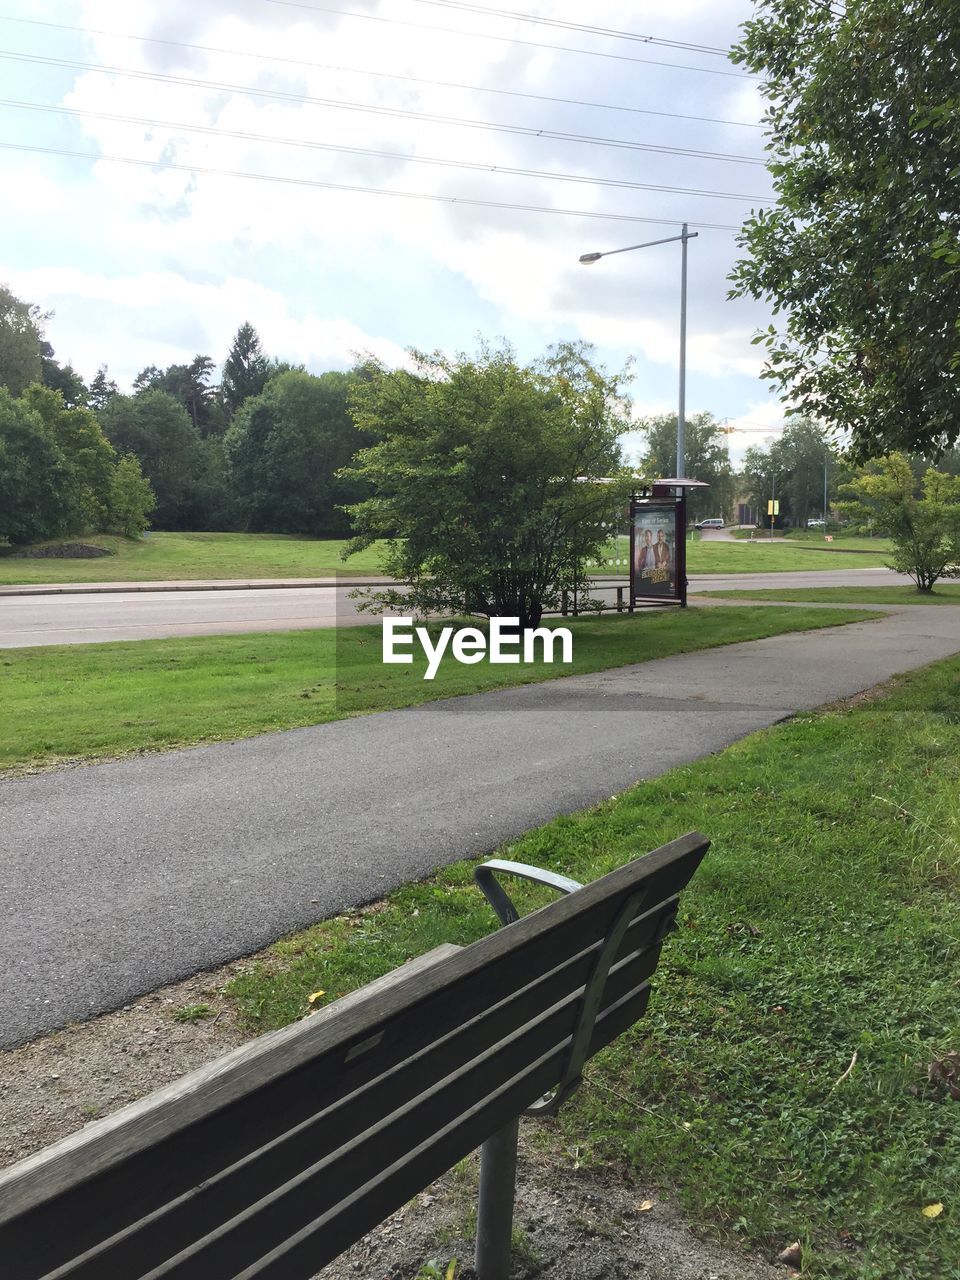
[580, 223, 698, 478]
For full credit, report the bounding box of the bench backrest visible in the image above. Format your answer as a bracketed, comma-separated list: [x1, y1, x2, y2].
[0, 831, 709, 1280]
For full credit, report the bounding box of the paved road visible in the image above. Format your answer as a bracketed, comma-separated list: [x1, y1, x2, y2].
[0, 569, 913, 647]
[2, 604, 959, 1046]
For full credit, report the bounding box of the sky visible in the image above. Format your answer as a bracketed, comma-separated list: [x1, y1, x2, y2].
[0, 0, 788, 464]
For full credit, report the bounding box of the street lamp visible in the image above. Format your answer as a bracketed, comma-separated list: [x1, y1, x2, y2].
[579, 223, 699, 478]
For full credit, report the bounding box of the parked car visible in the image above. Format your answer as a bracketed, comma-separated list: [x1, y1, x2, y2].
[695, 517, 725, 530]
[806, 518, 826, 528]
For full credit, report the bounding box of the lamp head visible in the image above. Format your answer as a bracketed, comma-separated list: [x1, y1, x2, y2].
[578, 252, 602, 264]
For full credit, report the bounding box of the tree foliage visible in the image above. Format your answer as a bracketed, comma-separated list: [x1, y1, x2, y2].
[840, 454, 960, 590]
[21, 385, 116, 531]
[100, 391, 206, 530]
[342, 342, 630, 628]
[107, 454, 155, 538]
[225, 370, 366, 536]
[729, 1, 960, 459]
[133, 355, 222, 434]
[636, 411, 735, 521]
[739, 419, 836, 526]
[221, 322, 270, 417]
[0, 390, 73, 544]
[0, 284, 45, 397]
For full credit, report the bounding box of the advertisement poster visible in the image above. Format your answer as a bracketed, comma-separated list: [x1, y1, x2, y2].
[631, 502, 681, 603]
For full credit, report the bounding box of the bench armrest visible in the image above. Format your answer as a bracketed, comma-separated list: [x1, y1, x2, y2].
[474, 859, 583, 927]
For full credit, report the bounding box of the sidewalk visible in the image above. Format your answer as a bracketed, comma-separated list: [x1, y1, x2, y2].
[2, 604, 959, 1046]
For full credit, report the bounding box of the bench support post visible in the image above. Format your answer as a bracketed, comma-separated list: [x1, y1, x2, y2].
[475, 1115, 520, 1280]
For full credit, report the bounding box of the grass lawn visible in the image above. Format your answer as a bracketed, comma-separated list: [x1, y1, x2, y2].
[0, 606, 871, 773]
[594, 534, 891, 575]
[226, 657, 960, 1280]
[1, 530, 894, 585]
[729, 529, 894, 553]
[703, 585, 960, 606]
[0, 532, 387, 584]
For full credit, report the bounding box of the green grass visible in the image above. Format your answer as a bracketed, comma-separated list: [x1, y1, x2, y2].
[729, 529, 894, 553]
[0, 532, 387, 584]
[0, 607, 870, 773]
[703, 585, 960, 606]
[226, 657, 960, 1280]
[0, 529, 894, 585]
[593, 534, 891, 575]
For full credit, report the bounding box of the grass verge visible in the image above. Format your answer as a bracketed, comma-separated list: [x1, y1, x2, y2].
[702, 585, 960, 606]
[226, 657, 960, 1280]
[0, 532, 387, 584]
[595, 534, 891, 575]
[0, 607, 872, 773]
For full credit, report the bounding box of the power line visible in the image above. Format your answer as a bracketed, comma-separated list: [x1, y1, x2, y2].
[0, 100, 771, 202]
[0, 16, 763, 131]
[0, 51, 768, 169]
[261, 0, 757, 78]
[0, 140, 746, 231]
[405, 0, 732, 56]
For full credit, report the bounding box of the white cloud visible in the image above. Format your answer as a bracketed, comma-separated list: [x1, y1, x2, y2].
[1, 0, 780, 411]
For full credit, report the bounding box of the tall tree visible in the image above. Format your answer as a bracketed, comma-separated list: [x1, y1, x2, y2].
[729, 1, 960, 459]
[341, 342, 630, 628]
[100, 391, 205, 529]
[636, 411, 735, 522]
[225, 370, 367, 536]
[88, 365, 120, 412]
[21, 385, 116, 531]
[0, 390, 72, 544]
[0, 285, 45, 396]
[221, 322, 270, 417]
[38, 341, 87, 409]
[133, 356, 220, 433]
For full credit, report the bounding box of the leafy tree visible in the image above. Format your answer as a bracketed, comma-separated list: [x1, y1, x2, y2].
[100, 391, 205, 529]
[729, 2, 960, 459]
[636, 411, 735, 522]
[221, 322, 270, 417]
[738, 421, 836, 526]
[225, 370, 367, 536]
[21, 385, 116, 531]
[0, 285, 45, 396]
[133, 356, 221, 434]
[0, 389, 72, 544]
[840, 453, 960, 591]
[342, 342, 630, 628]
[39, 341, 87, 409]
[88, 365, 119, 412]
[107, 455, 155, 538]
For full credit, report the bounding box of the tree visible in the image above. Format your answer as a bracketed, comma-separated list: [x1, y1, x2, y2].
[635, 411, 735, 522]
[0, 389, 72, 544]
[221, 322, 270, 417]
[107, 455, 155, 538]
[738, 421, 837, 527]
[39, 341, 87, 409]
[100, 391, 205, 529]
[729, 2, 960, 459]
[133, 356, 221, 434]
[840, 453, 960, 590]
[20, 385, 116, 532]
[225, 370, 367, 536]
[88, 366, 119, 412]
[0, 285, 45, 396]
[342, 342, 630, 629]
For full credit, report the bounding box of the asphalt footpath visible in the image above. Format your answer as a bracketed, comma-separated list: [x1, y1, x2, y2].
[2, 605, 959, 1046]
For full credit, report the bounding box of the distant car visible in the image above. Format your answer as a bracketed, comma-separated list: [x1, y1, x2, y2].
[695, 518, 725, 530]
[806, 518, 827, 528]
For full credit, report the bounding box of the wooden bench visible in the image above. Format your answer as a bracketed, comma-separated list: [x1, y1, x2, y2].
[0, 831, 709, 1280]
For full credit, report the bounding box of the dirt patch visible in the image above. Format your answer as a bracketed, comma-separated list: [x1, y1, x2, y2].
[0, 962, 784, 1280]
[8, 542, 114, 558]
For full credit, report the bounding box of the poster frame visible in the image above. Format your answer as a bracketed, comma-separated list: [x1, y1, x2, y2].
[629, 492, 687, 609]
